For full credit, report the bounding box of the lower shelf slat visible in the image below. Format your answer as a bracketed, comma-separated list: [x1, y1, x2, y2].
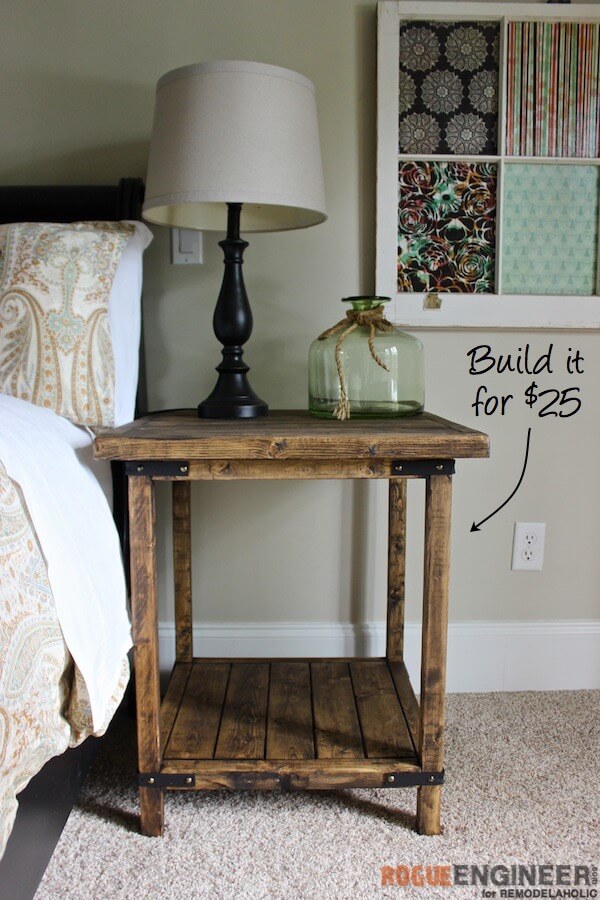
[350, 660, 414, 758]
[164, 662, 229, 760]
[266, 662, 314, 760]
[214, 663, 269, 760]
[311, 661, 364, 759]
[159, 661, 191, 750]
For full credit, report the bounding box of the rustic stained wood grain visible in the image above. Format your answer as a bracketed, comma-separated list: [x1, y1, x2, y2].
[159, 662, 192, 751]
[311, 662, 364, 759]
[266, 662, 315, 760]
[186, 656, 394, 664]
[214, 663, 270, 760]
[103, 407, 482, 836]
[388, 660, 420, 756]
[172, 481, 193, 661]
[128, 475, 164, 837]
[94, 409, 489, 461]
[161, 758, 421, 791]
[160, 658, 419, 771]
[417, 474, 452, 836]
[165, 663, 230, 760]
[183, 459, 395, 480]
[387, 478, 407, 661]
[349, 660, 414, 758]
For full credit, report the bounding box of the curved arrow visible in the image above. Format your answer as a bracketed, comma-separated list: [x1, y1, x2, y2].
[471, 427, 532, 532]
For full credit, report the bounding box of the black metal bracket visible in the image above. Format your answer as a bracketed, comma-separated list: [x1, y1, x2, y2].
[384, 770, 445, 787]
[126, 460, 190, 478]
[138, 773, 196, 788]
[391, 460, 455, 477]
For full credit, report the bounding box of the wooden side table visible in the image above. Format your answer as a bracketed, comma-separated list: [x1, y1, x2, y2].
[95, 410, 488, 837]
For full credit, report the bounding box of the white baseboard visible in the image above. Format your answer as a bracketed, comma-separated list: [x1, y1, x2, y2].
[157, 619, 600, 692]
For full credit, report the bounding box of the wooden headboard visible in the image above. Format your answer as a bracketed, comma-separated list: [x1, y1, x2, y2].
[0, 177, 146, 565]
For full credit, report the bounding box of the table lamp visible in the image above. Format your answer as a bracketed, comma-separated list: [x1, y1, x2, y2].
[143, 61, 327, 418]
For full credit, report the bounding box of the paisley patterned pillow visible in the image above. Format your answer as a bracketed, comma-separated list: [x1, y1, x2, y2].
[0, 221, 134, 426]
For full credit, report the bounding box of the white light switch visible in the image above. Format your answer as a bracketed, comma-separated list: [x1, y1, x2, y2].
[171, 228, 203, 265]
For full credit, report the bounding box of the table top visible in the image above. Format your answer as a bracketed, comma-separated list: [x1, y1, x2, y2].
[94, 409, 489, 461]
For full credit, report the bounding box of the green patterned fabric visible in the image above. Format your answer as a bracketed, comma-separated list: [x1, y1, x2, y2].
[501, 164, 599, 295]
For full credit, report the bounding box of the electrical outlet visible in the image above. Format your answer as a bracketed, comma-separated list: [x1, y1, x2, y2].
[512, 522, 546, 571]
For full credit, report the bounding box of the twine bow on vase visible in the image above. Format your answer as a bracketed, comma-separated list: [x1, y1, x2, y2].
[317, 304, 395, 420]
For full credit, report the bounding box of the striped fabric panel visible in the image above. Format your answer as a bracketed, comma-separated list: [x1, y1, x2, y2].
[506, 20, 600, 158]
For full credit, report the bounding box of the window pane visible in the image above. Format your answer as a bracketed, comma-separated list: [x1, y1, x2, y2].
[399, 21, 500, 155]
[398, 160, 497, 293]
[501, 163, 599, 295]
[506, 22, 600, 158]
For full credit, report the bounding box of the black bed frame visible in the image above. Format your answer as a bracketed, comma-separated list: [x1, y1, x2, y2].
[0, 179, 144, 900]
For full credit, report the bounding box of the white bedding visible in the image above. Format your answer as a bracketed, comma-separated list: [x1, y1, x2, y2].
[0, 394, 131, 729]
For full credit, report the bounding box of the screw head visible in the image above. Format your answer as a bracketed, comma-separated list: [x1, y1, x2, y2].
[147, 776, 155, 785]
[185, 776, 193, 784]
[136, 465, 144, 473]
[180, 465, 188, 474]
[387, 774, 396, 783]
[436, 464, 444, 471]
[428, 775, 436, 783]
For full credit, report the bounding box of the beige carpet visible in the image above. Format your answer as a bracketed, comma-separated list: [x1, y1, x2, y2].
[36, 691, 600, 900]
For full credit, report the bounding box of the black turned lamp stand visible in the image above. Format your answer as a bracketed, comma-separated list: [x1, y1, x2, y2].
[198, 203, 267, 419]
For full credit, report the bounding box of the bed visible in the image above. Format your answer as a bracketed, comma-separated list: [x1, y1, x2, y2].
[0, 179, 149, 899]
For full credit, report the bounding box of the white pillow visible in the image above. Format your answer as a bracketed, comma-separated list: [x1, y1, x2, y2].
[108, 222, 153, 425]
[0, 221, 150, 428]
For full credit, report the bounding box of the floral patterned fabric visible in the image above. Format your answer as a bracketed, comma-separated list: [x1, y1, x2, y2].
[0, 461, 129, 858]
[399, 21, 500, 155]
[398, 160, 497, 293]
[0, 222, 134, 427]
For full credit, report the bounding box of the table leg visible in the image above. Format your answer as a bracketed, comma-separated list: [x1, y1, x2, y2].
[172, 481, 193, 662]
[417, 473, 452, 836]
[386, 478, 407, 662]
[129, 475, 164, 837]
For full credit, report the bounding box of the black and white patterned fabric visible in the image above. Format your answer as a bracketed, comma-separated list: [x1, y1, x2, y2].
[398, 21, 500, 155]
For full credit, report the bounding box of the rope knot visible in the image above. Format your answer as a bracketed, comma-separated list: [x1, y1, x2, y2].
[317, 305, 395, 420]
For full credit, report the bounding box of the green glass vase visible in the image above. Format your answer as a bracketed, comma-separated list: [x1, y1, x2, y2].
[308, 296, 424, 419]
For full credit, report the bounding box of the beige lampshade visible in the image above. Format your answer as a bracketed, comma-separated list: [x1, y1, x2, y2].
[143, 60, 327, 233]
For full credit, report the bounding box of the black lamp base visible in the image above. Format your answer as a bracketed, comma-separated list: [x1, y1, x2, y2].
[198, 371, 268, 419]
[198, 202, 267, 419]
[198, 399, 267, 419]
